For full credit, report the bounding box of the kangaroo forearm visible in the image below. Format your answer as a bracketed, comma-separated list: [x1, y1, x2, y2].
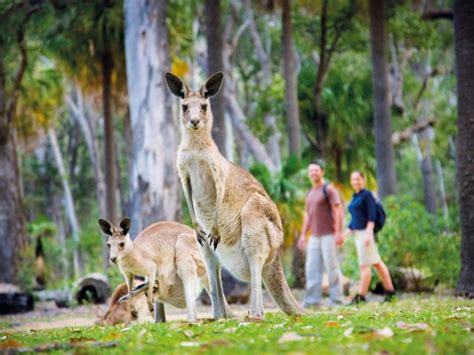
[210, 164, 225, 230]
[182, 178, 198, 226]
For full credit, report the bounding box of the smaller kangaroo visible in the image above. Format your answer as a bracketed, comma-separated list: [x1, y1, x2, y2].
[98, 218, 230, 322]
[96, 282, 153, 325]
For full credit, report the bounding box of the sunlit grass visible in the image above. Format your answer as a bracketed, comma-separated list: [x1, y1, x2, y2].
[1, 296, 472, 354]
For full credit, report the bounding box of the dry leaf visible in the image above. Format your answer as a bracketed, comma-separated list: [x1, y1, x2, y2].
[223, 327, 237, 333]
[325, 321, 339, 327]
[180, 341, 201, 347]
[183, 330, 194, 338]
[396, 321, 430, 332]
[69, 336, 95, 344]
[374, 327, 394, 338]
[278, 332, 305, 343]
[343, 328, 353, 337]
[0, 339, 23, 350]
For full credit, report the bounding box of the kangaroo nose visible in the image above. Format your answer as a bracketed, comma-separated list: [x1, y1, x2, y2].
[190, 119, 199, 126]
[110, 257, 117, 264]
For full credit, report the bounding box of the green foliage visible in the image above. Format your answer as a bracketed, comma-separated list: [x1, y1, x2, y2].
[250, 156, 309, 247]
[2, 297, 473, 354]
[388, 5, 438, 51]
[378, 195, 460, 287]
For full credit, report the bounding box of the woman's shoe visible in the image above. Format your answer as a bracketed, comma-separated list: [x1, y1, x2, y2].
[383, 290, 397, 302]
[350, 294, 367, 305]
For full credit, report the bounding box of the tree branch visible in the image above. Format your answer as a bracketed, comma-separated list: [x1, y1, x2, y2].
[6, 3, 43, 124]
[392, 118, 436, 145]
[422, 9, 453, 21]
[413, 68, 439, 110]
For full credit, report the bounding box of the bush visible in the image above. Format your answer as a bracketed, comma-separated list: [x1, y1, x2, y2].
[377, 195, 460, 288]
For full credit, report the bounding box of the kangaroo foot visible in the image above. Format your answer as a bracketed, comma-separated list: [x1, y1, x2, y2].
[245, 311, 264, 322]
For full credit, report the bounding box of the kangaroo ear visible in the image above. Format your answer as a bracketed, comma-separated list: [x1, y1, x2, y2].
[119, 217, 131, 235]
[165, 72, 189, 98]
[200, 72, 224, 99]
[98, 219, 113, 236]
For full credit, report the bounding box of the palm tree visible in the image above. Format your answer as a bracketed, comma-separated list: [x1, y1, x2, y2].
[368, 0, 397, 198]
[282, 0, 301, 157]
[205, 0, 227, 157]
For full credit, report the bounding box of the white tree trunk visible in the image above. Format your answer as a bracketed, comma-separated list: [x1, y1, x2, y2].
[124, 0, 180, 236]
[48, 128, 81, 277]
[242, 0, 281, 168]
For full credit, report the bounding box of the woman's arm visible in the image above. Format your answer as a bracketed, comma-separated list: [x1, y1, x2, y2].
[365, 193, 376, 246]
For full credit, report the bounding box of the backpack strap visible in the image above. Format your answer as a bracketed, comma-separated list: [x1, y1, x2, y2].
[322, 182, 330, 205]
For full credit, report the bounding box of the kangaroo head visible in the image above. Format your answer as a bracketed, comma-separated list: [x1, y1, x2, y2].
[165, 72, 224, 132]
[98, 217, 133, 264]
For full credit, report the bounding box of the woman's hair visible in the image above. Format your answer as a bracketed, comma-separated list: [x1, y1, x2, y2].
[352, 170, 365, 179]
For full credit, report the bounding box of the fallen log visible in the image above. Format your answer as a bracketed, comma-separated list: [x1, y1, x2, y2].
[72, 273, 111, 305]
[0, 292, 34, 315]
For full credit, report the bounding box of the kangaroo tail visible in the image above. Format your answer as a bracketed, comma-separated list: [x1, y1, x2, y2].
[262, 253, 305, 316]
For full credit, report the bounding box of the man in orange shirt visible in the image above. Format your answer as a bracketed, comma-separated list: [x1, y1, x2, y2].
[297, 160, 344, 307]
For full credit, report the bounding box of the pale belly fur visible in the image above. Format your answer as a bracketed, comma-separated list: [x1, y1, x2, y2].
[215, 241, 251, 282]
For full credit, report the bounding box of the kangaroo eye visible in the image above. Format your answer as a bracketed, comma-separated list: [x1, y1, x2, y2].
[201, 104, 207, 112]
[107, 243, 111, 249]
[119, 242, 125, 248]
[182, 104, 188, 112]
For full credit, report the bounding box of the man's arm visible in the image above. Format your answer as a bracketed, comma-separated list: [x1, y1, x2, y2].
[328, 186, 344, 245]
[301, 211, 310, 237]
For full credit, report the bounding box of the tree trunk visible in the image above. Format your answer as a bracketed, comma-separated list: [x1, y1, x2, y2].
[435, 160, 449, 221]
[454, 0, 474, 297]
[242, 0, 281, 168]
[124, 0, 180, 236]
[0, 47, 28, 284]
[66, 88, 108, 269]
[205, 0, 227, 158]
[0, 131, 27, 284]
[368, 0, 397, 198]
[412, 132, 437, 214]
[102, 36, 117, 227]
[48, 128, 82, 277]
[282, 0, 300, 157]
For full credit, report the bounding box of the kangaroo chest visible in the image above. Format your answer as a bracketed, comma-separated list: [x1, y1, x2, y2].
[181, 153, 219, 232]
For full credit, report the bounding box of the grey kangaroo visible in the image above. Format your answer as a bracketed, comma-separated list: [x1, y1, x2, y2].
[165, 71, 304, 319]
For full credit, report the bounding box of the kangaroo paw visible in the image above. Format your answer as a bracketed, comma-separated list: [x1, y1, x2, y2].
[207, 233, 220, 250]
[196, 229, 207, 246]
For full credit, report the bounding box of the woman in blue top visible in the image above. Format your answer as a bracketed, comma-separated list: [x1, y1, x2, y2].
[346, 171, 395, 304]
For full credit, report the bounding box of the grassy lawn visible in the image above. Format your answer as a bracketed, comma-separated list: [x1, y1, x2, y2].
[0, 295, 472, 354]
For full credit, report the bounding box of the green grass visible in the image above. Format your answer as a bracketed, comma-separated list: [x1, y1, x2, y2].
[1, 296, 472, 354]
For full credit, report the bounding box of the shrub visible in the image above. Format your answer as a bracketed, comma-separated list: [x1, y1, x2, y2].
[377, 195, 460, 288]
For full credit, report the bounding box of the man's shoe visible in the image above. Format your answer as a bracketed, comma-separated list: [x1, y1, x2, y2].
[350, 294, 367, 305]
[383, 290, 397, 302]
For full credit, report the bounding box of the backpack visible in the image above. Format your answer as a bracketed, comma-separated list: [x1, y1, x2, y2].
[374, 198, 386, 234]
[322, 183, 345, 231]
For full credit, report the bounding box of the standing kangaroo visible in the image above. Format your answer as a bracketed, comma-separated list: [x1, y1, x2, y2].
[165, 72, 304, 319]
